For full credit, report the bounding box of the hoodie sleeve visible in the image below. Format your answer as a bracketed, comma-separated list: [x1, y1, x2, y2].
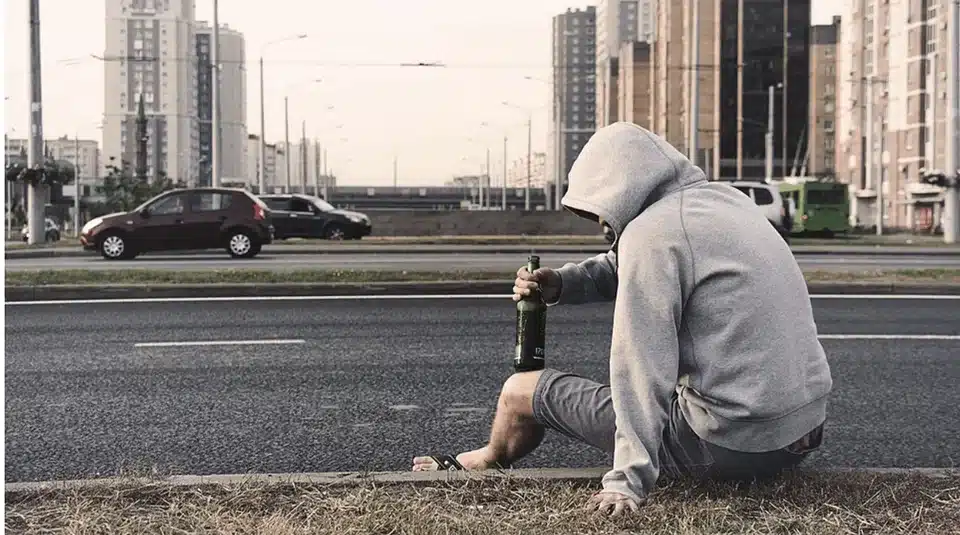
[552, 250, 619, 305]
[600, 227, 686, 502]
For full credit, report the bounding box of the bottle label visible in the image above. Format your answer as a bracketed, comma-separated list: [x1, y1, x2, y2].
[515, 307, 546, 370]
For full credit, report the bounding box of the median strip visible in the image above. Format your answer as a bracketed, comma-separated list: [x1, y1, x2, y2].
[5, 269, 959, 302]
[5, 268, 960, 287]
[5, 469, 958, 534]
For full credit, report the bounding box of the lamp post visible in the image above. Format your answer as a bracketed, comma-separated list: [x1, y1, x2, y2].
[502, 101, 533, 210]
[258, 33, 308, 194]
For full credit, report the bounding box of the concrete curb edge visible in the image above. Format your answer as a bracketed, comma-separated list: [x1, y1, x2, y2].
[7, 280, 960, 302]
[4, 280, 512, 302]
[6, 467, 958, 496]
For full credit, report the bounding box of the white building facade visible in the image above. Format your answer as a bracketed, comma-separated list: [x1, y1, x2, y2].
[195, 22, 247, 185]
[103, 0, 198, 184]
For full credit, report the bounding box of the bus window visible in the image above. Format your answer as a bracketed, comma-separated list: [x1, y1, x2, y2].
[807, 188, 846, 205]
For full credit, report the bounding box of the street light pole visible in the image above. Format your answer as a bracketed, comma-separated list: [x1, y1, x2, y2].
[943, 0, 960, 243]
[765, 84, 775, 182]
[211, 0, 221, 187]
[258, 57, 266, 194]
[74, 135, 81, 237]
[502, 135, 508, 210]
[284, 96, 291, 193]
[525, 114, 532, 211]
[258, 34, 308, 195]
[27, 0, 45, 245]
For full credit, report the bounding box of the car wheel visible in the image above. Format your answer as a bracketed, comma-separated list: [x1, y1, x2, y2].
[324, 224, 345, 240]
[99, 232, 129, 260]
[226, 229, 259, 258]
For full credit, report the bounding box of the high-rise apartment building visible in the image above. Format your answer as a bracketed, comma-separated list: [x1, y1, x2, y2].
[195, 22, 247, 186]
[718, 0, 810, 179]
[837, 0, 953, 231]
[807, 17, 840, 177]
[102, 0, 198, 184]
[549, 7, 598, 203]
[651, 0, 719, 173]
[595, 0, 653, 129]
[244, 134, 287, 193]
[616, 41, 653, 128]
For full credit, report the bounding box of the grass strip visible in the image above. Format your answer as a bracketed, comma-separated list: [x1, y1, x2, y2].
[4, 268, 960, 287]
[5, 471, 958, 535]
[6, 234, 956, 249]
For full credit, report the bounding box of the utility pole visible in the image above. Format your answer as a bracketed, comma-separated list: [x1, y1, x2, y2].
[314, 141, 321, 196]
[321, 147, 330, 200]
[765, 85, 775, 182]
[301, 120, 308, 194]
[284, 96, 291, 193]
[135, 94, 148, 181]
[944, 0, 960, 243]
[877, 118, 886, 235]
[258, 57, 266, 194]
[866, 0, 879, 232]
[554, 84, 563, 211]
[393, 155, 399, 188]
[26, 0, 45, 245]
[525, 115, 532, 210]
[781, 0, 789, 180]
[484, 147, 491, 209]
[74, 135, 81, 237]
[211, 0, 221, 187]
[502, 135, 508, 211]
[689, 0, 700, 167]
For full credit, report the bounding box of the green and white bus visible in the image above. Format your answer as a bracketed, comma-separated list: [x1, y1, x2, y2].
[777, 179, 850, 236]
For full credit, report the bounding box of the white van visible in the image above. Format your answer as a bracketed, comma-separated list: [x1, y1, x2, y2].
[726, 181, 791, 241]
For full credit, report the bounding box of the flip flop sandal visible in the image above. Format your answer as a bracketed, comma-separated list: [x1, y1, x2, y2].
[424, 454, 465, 471]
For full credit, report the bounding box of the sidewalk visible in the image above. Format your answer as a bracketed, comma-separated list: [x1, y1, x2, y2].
[6, 467, 959, 535]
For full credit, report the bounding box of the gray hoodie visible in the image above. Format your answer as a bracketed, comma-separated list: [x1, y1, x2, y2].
[554, 122, 832, 501]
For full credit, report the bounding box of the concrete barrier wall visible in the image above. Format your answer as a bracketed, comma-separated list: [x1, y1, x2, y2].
[368, 211, 602, 236]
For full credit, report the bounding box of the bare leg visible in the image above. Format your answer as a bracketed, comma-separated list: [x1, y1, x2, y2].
[413, 370, 546, 471]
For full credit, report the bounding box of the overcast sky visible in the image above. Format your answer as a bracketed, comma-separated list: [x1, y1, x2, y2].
[3, 0, 840, 186]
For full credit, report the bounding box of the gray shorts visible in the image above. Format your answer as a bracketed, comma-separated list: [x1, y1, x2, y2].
[531, 368, 822, 481]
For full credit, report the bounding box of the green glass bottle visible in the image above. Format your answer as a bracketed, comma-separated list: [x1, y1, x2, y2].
[515, 255, 547, 372]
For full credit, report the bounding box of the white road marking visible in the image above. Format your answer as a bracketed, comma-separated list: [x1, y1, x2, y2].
[134, 339, 305, 348]
[818, 334, 960, 341]
[5, 293, 960, 306]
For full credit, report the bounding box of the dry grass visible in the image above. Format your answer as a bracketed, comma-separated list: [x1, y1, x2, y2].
[5, 471, 959, 535]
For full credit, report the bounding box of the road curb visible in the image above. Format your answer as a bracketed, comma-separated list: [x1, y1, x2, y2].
[7, 280, 960, 302]
[3, 280, 514, 302]
[6, 280, 960, 302]
[6, 244, 960, 259]
[5, 467, 958, 497]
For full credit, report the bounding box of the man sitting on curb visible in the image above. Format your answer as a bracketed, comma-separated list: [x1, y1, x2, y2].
[413, 122, 833, 516]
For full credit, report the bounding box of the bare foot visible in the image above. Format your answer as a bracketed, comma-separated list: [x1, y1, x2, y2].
[411, 447, 500, 471]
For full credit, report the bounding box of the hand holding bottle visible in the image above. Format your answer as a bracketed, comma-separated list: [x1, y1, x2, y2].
[512, 265, 562, 304]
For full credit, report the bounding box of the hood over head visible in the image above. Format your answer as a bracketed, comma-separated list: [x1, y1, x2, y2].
[561, 122, 707, 244]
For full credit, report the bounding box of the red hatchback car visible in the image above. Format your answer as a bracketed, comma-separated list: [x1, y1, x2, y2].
[80, 187, 274, 260]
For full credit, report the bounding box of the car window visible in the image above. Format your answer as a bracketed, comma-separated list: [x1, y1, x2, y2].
[752, 187, 775, 205]
[262, 197, 290, 211]
[148, 194, 186, 216]
[290, 198, 313, 212]
[190, 192, 233, 212]
[733, 186, 751, 198]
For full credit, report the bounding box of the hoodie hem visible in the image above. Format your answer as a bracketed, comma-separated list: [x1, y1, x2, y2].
[678, 395, 829, 454]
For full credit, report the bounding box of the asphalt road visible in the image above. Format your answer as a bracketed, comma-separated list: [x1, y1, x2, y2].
[6, 252, 960, 272]
[5, 296, 959, 483]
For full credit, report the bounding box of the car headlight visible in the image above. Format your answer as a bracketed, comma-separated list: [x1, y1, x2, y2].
[347, 215, 363, 223]
[81, 217, 104, 234]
